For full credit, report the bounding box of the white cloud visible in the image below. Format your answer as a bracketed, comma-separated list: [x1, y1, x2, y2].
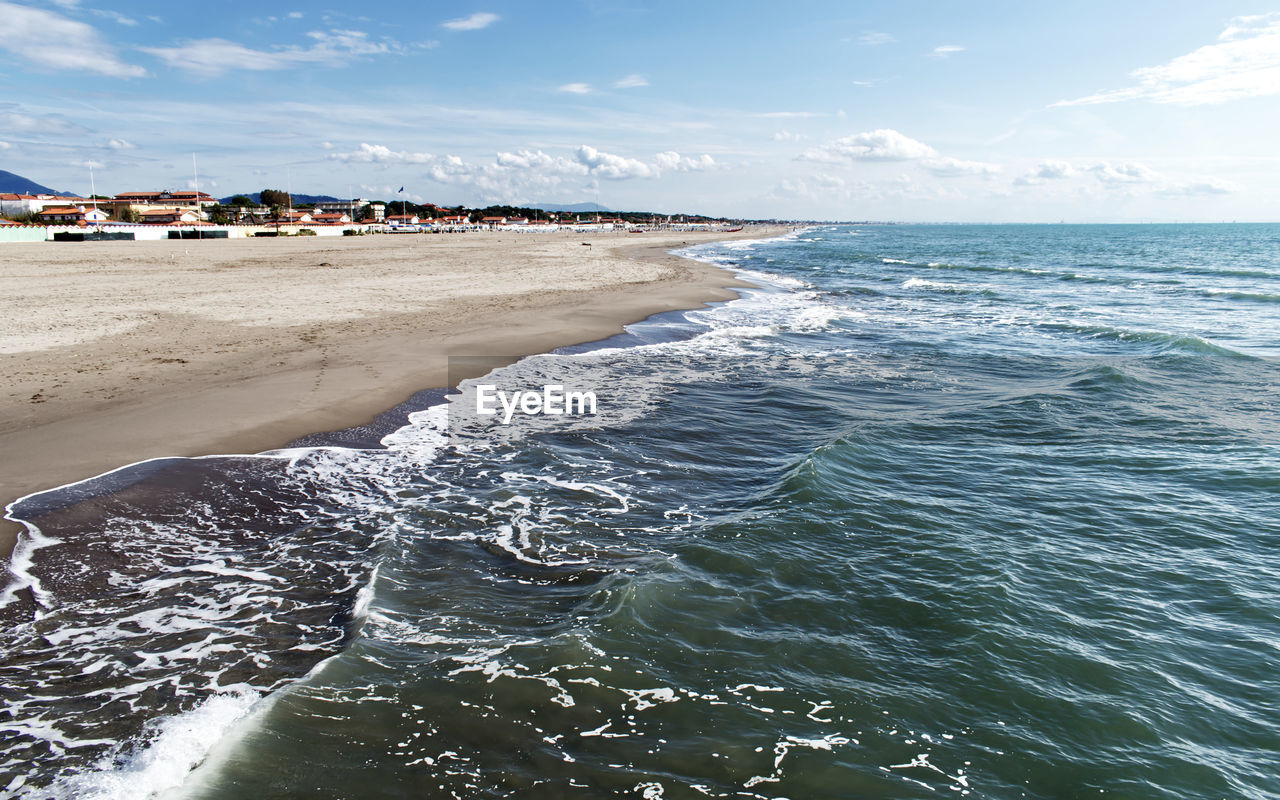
[558, 83, 593, 94]
[654, 151, 716, 172]
[107, 138, 135, 150]
[1092, 161, 1158, 184]
[329, 142, 433, 164]
[576, 145, 653, 179]
[287, 11, 304, 19]
[335, 144, 686, 203]
[415, 149, 587, 203]
[1162, 178, 1237, 196]
[0, 109, 88, 134]
[1014, 160, 1076, 185]
[920, 157, 1001, 177]
[327, 142, 715, 204]
[91, 8, 137, 26]
[0, 1, 146, 78]
[931, 44, 965, 57]
[1054, 13, 1280, 106]
[773, 130, 805, 142]
[800, 129, 938, 163]
[441, 12, 499, 31]
[858, 32, 896, 46]
[141, 29, 396, 76]
[0, 141, 10, 150]
[614, 73, 649, 89]
[320, 141, 334, 150]
[758, 111, 824, 118]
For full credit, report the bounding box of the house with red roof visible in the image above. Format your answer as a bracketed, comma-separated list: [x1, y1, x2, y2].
[138, 208, 201, 224]
[37, 205, 110, 224]
[312, 212, 352, 224]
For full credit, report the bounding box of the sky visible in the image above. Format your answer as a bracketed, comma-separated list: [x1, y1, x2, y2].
[1, 0, 1278, 221]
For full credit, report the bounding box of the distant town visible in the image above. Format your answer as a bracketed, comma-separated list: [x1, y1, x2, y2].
[0, 179, 783, 241]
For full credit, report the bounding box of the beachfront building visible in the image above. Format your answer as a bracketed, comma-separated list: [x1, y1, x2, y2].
[312, 199, 384, 220]
[104, 190, 217, 223]
[138, 208, 201, 225]
[36, 205, 110, 224]
[113, 190, 217, 210]
[386, 214, 419, 225]
[312, 213, 352, 224]
[273, 211, 315, 224]
[1, 193, 91, 217]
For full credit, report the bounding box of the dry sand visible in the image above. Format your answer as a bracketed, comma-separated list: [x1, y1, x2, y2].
[0, 229, 771, 558]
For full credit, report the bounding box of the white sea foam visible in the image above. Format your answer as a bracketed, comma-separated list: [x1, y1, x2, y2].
[40, 687, 262, 800]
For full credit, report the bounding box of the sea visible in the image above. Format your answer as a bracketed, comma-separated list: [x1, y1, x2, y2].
[2, 224, 1278, 799]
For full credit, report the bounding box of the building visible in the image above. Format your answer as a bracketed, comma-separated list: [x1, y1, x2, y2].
[311, 199, 386, 221]
[113, 190, 217, 210]
[106, 190, 216, 223]
[273, 211, 315, 224]
[312, 213, 352, 224]
[385, 214, 419, 225]
[138, 208, 201, 224]
[36, 205, 110, 224]
[1, 193, 91, 217]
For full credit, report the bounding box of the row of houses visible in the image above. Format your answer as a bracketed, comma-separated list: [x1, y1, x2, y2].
[0, 191, 388, 226]
[3, 191, 725, 231]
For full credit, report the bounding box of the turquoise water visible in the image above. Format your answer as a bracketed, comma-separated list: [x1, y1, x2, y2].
[4, 225, 1279, 798]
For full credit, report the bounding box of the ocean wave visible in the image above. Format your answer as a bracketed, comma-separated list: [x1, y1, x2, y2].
[1038, 322, 1252, 358]
[1202, 288, 1280, 304]
[902, 278, 1000, 298]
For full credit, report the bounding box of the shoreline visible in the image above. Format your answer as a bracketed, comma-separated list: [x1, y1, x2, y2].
[0, 229, 774, 560]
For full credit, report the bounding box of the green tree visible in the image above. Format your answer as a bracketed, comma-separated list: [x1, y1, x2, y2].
[119, 206, 139, 224]
[208, 205, 231, 224]
[228, 194, 258, 208]
[259, 189, 290, 208]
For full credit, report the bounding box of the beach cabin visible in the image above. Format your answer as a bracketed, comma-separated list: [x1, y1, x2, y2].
[37, 205, 110, 224]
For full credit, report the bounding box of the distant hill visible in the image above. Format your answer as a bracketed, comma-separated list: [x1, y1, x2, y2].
[534, 202, 613, 213]
[218, 192, 342, 205]
[0, 169, 76, 196]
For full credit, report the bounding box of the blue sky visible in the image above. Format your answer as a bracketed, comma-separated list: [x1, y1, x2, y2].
[2, 1, 1278, 221]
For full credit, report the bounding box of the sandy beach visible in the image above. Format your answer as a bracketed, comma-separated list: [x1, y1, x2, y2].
[0, 229, 770, 558]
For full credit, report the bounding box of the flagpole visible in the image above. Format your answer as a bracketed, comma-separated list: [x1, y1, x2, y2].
[89, 164, 98, 220]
